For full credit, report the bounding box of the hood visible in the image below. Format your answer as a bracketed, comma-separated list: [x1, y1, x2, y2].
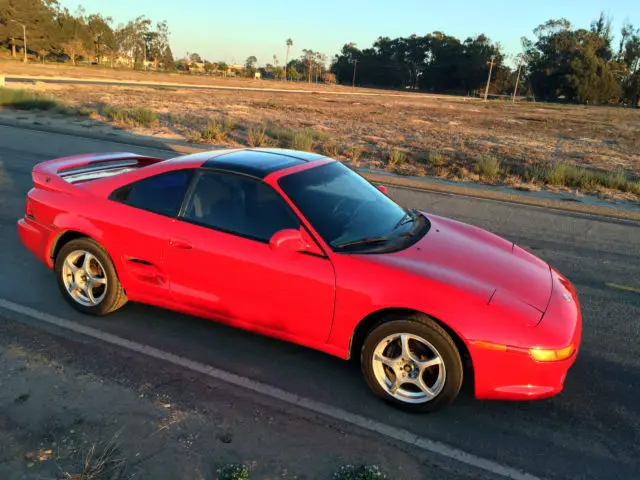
[378, 213, 553, 312]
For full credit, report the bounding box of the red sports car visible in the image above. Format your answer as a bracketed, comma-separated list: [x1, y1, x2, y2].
[17, 148, 582, 412]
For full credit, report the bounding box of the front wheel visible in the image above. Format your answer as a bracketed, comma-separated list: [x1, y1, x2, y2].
[361, 315, 463, 413]
[54, 237, 128, 316]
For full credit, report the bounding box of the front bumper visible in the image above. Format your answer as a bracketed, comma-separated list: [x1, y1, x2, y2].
[470, 268, 582, 400]
[17, 216, 53, 267]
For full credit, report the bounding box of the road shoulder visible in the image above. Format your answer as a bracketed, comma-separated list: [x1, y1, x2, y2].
[0, 314, 490, 480]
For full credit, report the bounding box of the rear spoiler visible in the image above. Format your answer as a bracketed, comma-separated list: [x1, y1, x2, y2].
[32, 152, 164, 193]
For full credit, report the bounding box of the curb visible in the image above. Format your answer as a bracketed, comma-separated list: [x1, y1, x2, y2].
[0, 117, 201, 155]
[1, 117, 638, 223]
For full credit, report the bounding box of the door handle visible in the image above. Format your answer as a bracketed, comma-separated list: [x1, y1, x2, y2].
[169, 238, 192, 249]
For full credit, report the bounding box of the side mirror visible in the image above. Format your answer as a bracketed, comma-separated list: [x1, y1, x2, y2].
[377, 185, 388, 195]
[269, 229, 308, 253]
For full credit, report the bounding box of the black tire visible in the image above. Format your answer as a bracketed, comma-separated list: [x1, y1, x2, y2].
[54, 237, 128, 316]
[360, 313, 463, 413]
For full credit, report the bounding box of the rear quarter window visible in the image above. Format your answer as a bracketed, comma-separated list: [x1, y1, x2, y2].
[109, 170, 193, 217]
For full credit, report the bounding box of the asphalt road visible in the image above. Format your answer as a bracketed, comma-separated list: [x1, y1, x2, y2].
[1, 125, 639, 479]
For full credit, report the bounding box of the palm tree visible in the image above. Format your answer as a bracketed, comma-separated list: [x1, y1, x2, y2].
[285, 38, 293, 81]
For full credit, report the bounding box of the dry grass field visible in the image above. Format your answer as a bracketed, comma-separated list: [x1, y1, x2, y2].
[2, 74, 639, 200]
[0, 60, 396, 94]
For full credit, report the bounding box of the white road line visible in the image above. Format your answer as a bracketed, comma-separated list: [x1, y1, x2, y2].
[0, 297, 540, 480]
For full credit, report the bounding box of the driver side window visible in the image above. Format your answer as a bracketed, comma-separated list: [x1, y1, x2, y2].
[181, 171, 300, 242]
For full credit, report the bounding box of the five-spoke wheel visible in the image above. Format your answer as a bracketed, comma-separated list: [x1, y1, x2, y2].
[55, 237, 128, 315]
[61, 250, 108, 307]
[361, 314, 463, 412]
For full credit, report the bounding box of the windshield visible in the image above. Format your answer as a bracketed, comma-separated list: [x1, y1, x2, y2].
[278, 162, 427, 252]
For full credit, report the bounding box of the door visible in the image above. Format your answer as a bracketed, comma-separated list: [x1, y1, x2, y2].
[102, 169, 193, 304]
[163, 170, 336, 344]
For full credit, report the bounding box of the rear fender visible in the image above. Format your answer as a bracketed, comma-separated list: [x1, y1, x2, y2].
[47, 214, 105, 268]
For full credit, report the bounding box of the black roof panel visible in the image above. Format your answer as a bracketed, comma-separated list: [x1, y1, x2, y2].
[201, 149, 323, 178]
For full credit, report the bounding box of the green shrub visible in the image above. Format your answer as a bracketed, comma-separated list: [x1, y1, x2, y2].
[387, 148, 406, 166]
[247, 126, 268, 147]
[322, 141, 339, 157]
[476, 155, 501, 179]
[333, 465, 387, 480]
[217, 464, 249, 480]
[427, 149, 446, 166]
[594, 169, 627, 191]
[202, 118, 227, 142]
[626, 180, 640, 195]
[0, 87, 60, 110]
[292, 128, 315, 151]
[101, 105, 157, 128]
[130, 107, 157, 128]
[267, 125, 295, 147]
[184, 129, 203, 143]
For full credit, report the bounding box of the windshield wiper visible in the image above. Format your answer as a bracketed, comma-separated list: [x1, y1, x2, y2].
[392, 209, 417, 231]
[334, 237, 389, 251]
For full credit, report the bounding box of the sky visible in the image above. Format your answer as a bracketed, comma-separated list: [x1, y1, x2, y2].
[59, 0, 639, 67]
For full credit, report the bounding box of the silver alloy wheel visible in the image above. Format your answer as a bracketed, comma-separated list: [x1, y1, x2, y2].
[371, 333, 446, 404]
[61, 250, 108, 307]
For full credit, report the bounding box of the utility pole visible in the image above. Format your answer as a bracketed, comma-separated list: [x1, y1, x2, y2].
[10, 20, 27, 64]
[352, 58, 358, 89]
[512, 55, 524, 103]
[484, 55, 495, 101]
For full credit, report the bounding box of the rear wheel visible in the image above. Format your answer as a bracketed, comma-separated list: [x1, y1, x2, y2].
[54, 238, 127, 316]
[361, 314, 463, 412]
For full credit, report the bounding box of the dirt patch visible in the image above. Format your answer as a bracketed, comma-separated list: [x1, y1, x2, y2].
[3, 79, 640, 201]
[0, 316, 479, 480]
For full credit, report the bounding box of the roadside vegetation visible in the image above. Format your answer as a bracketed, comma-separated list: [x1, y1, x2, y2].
[1, 83, 638, 200]
[0, 87, 62, 111]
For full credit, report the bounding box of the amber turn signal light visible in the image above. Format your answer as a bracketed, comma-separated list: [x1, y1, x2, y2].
[529, 344, 575, 362]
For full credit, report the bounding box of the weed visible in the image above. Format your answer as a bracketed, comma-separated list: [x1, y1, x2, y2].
[312, 129, 330, 143]
[267, 125, 295, 147]
[322, 141, 340, 157]
[62, 433, 127, 480]
[202, 118, 227, 143]
[476, 155, 501, 180]
[347, 145, 363, 166]
[292, 128, 315, 151]
[427, 149, 446, 167]
[223, 116, 237, 132]
[387, 148, 406, 167]
[217, 464, 250, 480]
[0, 87, 60, 110]
[333, 464, 387, 480]
[595, 169, 627, 190]
[626, 180, 640, 195]
[130, 108, 157, 128]
[247, 126, 268, 147]
[101, 105, 157, 128]
[184, 129, 203, 143]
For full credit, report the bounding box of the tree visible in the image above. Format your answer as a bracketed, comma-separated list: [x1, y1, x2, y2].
[189, 52, 202, 63]
[288, 65, 299, 80]
[524, 15, 624, 103]
[56, 7, 92, 64]
[285, 38, 293, 80]
[321, 72, 336, 84]
[244, 55, 257, 77]
[204, 60, 216, 74]
[86, 14, 114, 63]
[273, 65, 284, 79]
[0, 0, 58, 58]
[218, 61, 229, 76]
[162, 45, 175, 71]
[245, 55, 257, 69]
